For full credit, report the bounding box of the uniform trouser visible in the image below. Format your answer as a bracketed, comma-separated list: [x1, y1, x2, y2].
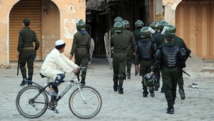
[161, 67, 180, 107]
[113, 53, 127, 88]
[140, 59, 155, 94]
[75, 49, 89, 84]
[177, 69, 184, 91]
[154, 67, 161, 88]
[19, 49, 36, 81]
[126, 46, 132, 74]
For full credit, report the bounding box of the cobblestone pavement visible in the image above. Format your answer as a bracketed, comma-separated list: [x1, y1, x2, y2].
[0, 58, 214, 121]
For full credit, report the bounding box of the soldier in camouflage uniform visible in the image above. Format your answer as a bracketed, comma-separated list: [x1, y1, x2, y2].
[70, 19, 91, 86]
[17, 18, 40, 86]
[123, 20, 135, 79]
[151, 31, 188, 114]
[135, 27, 157, 97]
[111, 22, 130, 94]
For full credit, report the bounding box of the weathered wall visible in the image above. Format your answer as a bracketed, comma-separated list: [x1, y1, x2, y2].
[163, 0, 182, 25]
[42, 0, 60, 59]
[0, 0, 86, 64]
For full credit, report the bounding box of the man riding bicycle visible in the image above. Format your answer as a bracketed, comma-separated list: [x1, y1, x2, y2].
[40, 40, 79, 102]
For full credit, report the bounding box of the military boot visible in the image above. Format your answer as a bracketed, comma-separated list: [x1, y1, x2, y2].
[142, 81, 148, 97]
[113, 80, 118, 92]
[81, 76, 86, 86]
[167, 98, 174, 114]
[20, 79, 26, 86]
[179, 89, 185, 100]
[20, 74, 27, 86]
[167, 106, 174, 114]
[149, 87, 155, 97]
[28, 76, 33, 85]
[118, 80, 124, 94]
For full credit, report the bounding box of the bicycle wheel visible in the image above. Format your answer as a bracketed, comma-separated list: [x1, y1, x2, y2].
[69, 86, 102, 119]
[16, 85, 49, 118]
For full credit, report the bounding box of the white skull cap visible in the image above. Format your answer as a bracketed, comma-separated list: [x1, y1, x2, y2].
[55, 40, 65, 46]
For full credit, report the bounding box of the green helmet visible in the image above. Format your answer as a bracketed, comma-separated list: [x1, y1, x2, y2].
[135, 20, 144, 28]
[143, 73, 156, 87]
[159, 20, 168, 31]
[76, 19, 86, 31]
[123, 20, 130, 29]
[150, 21, 159, 30]
[166, 24, 176, 34]
[114, 16, 123, 23]
[140, 27, 150, 38]
[114, 22, 123, 33]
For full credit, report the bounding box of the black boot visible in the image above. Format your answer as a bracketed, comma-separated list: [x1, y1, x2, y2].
[28, 76, 33, 85]
[167, 106, 174, 114]
[179, 89, 185, 100]
[118, 87, 123, 94]
[118, 80, 124, 94]
[113, 80, 118, 92]
[142, 80, 148, 97]
[143, 91, 148, 97]
[167, 98, 174, 114]
[81, 76, 86, 86]
[149, 87, 155, 97]
[20, 79, 26, 86]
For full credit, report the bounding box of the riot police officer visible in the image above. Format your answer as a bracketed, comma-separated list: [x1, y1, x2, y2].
[70, 19, 91, 86]
[123, 20, 135, 79]
[17, 18, 40, 86]
[165, 24, 191, 100]
[150, 21, 161, 91]
[111, 21, 129, 94]
[135, 27, 157, 97]
[133, 20, 144, 76]
[151, 31, 187, 114]
[152, 20, 169, 93]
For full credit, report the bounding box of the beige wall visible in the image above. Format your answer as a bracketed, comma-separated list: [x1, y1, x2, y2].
[0, 0, 86, 64]
[163, 0, 182, 25]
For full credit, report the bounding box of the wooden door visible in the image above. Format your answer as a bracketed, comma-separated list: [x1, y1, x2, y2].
[176, 0, 214, 59]
[9, 0, 42, 61]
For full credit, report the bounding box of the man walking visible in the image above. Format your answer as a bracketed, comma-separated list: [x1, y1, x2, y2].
[111, 21, 129, 94]
[123, 20, 135, 79]
[135, 27, 157, 97]
[70, 19, 91, 86]
[17, 18, 40, 86]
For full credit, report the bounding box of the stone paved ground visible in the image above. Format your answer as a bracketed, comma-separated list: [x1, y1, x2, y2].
[0, 58, 214, 121]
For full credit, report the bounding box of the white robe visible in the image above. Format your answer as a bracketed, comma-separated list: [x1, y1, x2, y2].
[40, 48, 78, 80]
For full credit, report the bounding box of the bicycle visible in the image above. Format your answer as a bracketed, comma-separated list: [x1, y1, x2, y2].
[16, 67, 102, 119]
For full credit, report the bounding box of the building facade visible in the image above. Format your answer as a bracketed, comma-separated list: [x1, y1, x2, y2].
[163, 0, 214, 59]
[0, 0, 213, 65]
[0, 0, 85, 64]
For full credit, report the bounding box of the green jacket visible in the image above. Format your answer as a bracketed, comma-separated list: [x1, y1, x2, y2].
[17, 26, 40, 52]
[123, 29, 136, 53]
[70, 30, 91, 56]
[133, 28, 142, 42]
[111, 32, 129, 53]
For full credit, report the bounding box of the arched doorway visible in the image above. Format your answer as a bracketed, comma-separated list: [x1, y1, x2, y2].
[176, 0, 214, 59]
[9, 0, 60, 62]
